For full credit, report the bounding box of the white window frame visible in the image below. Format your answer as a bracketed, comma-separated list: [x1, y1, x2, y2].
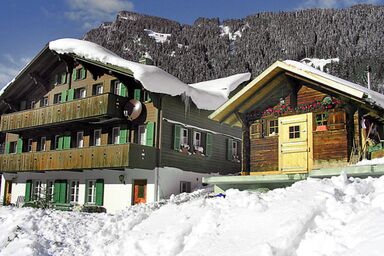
[138, 125, 147, 145]
[113, 81, 121, 95]
[232, 141, 238, 158]
[40, 137, 46, 151]
[9, 141, 17, 154]
[86, 180, 97, 204]
[27, 139, 33, 152]
[69, 180, 80, 203]
[94, 129, 101, 146]
[30, 100, 35, 109]
[112, 127, 120, 145]
[180, 128, 189, 146]
[95, 84, 103, 95]
[79, 88, 86, 99]
[32, 180, 43, 200]
[76, 131, 84, 148]
[53, 93, 62, 104]
[46, 180, 54, 202]
[43, 97, 49, 107]
[193, 131, 202, 148]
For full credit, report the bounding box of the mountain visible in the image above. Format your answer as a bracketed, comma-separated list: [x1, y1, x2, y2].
[84, 5, 384, 92]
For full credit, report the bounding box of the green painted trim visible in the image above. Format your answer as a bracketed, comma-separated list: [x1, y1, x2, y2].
[5, 142, 10, 154]
[96, 179, 104, 206]
[146, 122, 155, 147]
[67, 88, 75, 101]
[63, 135, 71, 149]
[173, 124, 181, 150]
[119, 128, 128, 144]
[25, 180, 32, 202]
[134, 89, 141, 101]
[17, 138, 23, 153]
[61, 90, 67, 103]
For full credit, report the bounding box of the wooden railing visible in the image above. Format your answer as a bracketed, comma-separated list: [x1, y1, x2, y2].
[0, 93, 125, 132]
[0, 143, 157, 172]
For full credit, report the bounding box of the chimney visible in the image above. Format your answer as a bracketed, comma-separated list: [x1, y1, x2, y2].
[367, 65, 372, 90]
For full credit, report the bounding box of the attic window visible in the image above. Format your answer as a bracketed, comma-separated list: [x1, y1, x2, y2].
[73, 67, 87, 81]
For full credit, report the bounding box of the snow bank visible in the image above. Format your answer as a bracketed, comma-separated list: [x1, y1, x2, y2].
[355, 157, 384, 166]
[300, 57, 339, 71]
[49, 38, 250, 110]
[2, 175, 384, 255]
[144, 29, 171, 43]
[284, 60, 384, 109]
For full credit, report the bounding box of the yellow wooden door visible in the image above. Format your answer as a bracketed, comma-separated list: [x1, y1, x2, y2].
[278, 113, 313, 172]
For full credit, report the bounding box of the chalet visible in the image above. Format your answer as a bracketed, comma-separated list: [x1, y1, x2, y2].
[207, 60, 384, 192]
[0, 38, 250, 212]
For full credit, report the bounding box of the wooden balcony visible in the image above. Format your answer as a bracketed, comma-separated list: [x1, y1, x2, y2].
[0, 93, 125, 132]
[0, 143, 157, 172]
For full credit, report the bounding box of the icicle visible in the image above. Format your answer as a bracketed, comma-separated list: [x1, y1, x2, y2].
[181, 92, 190, 117]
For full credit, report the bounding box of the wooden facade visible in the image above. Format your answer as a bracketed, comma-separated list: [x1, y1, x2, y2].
[210, 60, 384, 176]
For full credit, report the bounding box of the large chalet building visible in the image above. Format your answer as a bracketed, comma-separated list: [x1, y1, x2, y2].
[0, 39, 249, 212]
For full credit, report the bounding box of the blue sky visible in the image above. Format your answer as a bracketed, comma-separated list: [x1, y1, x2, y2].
[0, 0, 383, 87]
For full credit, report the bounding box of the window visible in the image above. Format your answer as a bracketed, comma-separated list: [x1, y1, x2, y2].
[232, 141, 238, 158]
[112, 127, 120, 144]
[54, 135, 60, 150]
[53, 93, 62, 104]
[30, 101, 36, 109]
[193, 131, 202, 148]
[60, 72, 67, 84]
[138, 125, 147, 145]
[76, 131, 84, 148]
[181, 128, 189, 146]
[94, 129, 101, 146]
[113, 81, 121, 95]
[27, 139, 33, 152]
[69, 180, 80, 203]
[42, 97, 49, 107]
[143, 90, 151, 102]
[74, 87, 87, 99]
[32, 180, 43, 200]
[86, 180, 97, 204]
[180, 181, 191, 193]
[268, 119, 279, 136]
[9, 141, 17, 154]
[94, 84, 103, 95]
[316, 113, 328, 126]
[73, 68, 86, 81]
[289, 126, 300, 139]
[46, 180, 54, 202]
[40, 137, 46, 151]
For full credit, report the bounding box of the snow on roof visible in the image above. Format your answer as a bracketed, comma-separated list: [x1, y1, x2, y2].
[49, 38, 250, 110]
[284, 60, 384, 109]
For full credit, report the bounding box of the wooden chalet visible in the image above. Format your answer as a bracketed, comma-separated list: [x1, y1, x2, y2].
[0, 39, 245, 212]
[208, 60, 384, 187]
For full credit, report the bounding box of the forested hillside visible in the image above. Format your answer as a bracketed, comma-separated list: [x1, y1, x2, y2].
[84, 4, 384, 91]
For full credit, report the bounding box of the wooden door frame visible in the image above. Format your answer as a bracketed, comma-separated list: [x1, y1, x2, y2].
[278, 113, 313, 173]
[132, 179, 147, 205]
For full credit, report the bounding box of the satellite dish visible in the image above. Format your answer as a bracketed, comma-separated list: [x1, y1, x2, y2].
[123, 99, 142, 121]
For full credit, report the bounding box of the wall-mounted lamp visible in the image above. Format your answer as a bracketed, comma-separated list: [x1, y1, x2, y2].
[280, 97, 285, 105]
[118, 174, 125, 184]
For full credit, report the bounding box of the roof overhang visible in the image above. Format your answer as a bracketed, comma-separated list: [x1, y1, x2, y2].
[209, 60, 379, 126]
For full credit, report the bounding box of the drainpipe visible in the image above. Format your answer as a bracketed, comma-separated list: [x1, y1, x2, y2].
[367, 65, 372, 90]
[154, 94, 163, 202]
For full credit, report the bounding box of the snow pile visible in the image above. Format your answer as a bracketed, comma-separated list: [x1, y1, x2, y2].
[285, 60, 384, 109]
[144, 29, 171, 43]
[49, 38, 250, 110]
[356, 157, 384, 166]
[2, 175, 384, 255]
[300, 57, 339, 71]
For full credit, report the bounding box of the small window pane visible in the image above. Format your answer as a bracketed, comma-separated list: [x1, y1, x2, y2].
[289, 125, 300, 139]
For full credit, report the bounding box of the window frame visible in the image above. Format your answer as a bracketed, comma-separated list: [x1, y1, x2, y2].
[53, 93, 62, 104]
[43, 97, 49, 107]
[180, 128, 189, 146]
[93, 129, 102, 146]
[27, 139, 33, 152]
[112, 127, 120, 145]
[32, 180, 43, 201]
[86, 180, 97, 204]
[9, 141, 17, 154]
[193, 131, 202, 148]
[94, 84, 104, 95]
[138, 125, 147, 145]
[40, 137, 46, 151]
[69, 180, 80, 203]
[232, 141, 238, 158]
[289, 125, 300, 139]
[113, 80, 121, 95]
[76, 131, 84, 148]
[180, 181, 191, 193]
[315, 113, 328, 127]
[268, 119, 279, 136]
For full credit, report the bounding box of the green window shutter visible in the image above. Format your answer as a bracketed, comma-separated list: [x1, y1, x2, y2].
[206, 133, 213, 157]
[59, 180, 67, 204]
[61, 90, 67, 103]
[120, 83, 127, 97]
[95, 179, 104, 206]
[134, 89, 141, 101]
[72, 69, 77, 81]
[227, 138, 234, 160]
[81, 68, 86, 79]
[5, 142, 10, 154]
[58, 136, 64, 150]
[63, 135, 71, 149]
[146, 122, 155, 147]
[25, 180, 32, 202]
[119, 128, 128, 144]
[67, 88, 74, 101]
[53, 180, 61, 203]
[17, 138, 23, 153]
[173, 124, 181, 150]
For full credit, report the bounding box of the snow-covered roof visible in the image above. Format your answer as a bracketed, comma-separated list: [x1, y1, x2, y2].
[284, 60, 384, 109]
[48, 38, 250, 110]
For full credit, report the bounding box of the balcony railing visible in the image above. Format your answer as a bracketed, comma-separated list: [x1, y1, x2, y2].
[0, 93, 126, 132]
[0, 143, 157, 172]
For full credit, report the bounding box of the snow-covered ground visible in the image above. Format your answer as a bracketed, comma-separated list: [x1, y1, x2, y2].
[2, 174, 384, 256]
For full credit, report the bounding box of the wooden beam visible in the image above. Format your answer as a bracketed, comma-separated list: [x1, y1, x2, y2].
[28, 72, 49, 93]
